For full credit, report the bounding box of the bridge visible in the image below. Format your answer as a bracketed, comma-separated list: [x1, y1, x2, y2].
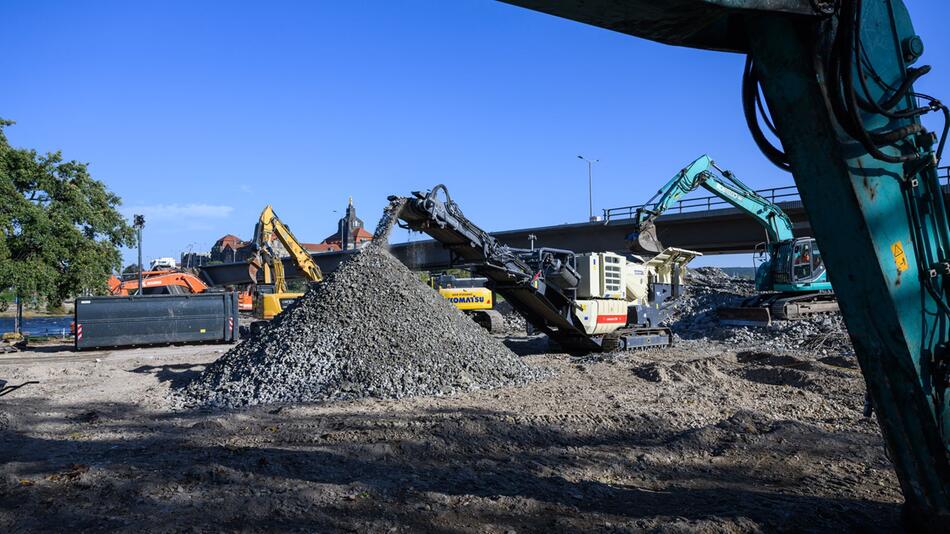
[201, 169, 950, 284]
[200, 185, 810, 285]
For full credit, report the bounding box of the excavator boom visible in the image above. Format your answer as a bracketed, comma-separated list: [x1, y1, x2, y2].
[245, 205, 325, 321]
[250, 205, 324, 288]
[110, 271, 209, 296]
[632, 154, 794, 254]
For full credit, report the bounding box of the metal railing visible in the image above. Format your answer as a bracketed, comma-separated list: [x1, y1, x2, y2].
[603, 168, 950, 222]
[602, 185, 801, 222]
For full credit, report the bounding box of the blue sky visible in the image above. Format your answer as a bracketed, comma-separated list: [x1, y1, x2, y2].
[3, 0, 948, 268]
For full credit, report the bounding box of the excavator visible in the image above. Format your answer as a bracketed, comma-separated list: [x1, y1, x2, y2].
[500, 0, 950, 525]
[632, 154, 837, 325]
[246, 205, 324, 323]
[429, 273, 505, 332]
[395, 184, 700, 352]
[108, 271, 209, 296]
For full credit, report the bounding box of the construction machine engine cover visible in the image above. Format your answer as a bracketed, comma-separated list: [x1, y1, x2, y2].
[575, 252, 627, 299]
[574, 299, 628, 335]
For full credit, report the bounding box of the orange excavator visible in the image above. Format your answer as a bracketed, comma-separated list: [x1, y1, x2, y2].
[108, 269, 255, 309]
[108, 271, 210, 296]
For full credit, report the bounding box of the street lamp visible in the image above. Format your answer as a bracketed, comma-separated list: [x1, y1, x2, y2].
[577, 155, 599, 221]
[133, 214, 145, 295]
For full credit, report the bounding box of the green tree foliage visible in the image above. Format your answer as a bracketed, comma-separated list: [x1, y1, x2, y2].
[0, 119, 135, 305]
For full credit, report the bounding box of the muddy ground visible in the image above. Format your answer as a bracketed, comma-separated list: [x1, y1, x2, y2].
[0, 337, 901, 533]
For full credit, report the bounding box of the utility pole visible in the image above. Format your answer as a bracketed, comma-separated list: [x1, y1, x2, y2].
[133, 215, 145, 296]
[577, 155, 599, 221]
[13, 292, 22, 337]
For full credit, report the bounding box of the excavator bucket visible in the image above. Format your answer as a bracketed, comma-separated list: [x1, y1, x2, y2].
[629, 221, 665, 255]
[717, 305, 773, 327]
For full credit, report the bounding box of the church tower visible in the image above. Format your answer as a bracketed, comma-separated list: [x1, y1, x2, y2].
[337, 197, 365, 250]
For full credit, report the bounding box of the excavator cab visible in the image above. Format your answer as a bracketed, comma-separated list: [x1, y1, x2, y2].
[765, 238, 830, 293]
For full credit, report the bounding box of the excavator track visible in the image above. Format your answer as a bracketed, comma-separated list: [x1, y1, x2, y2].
[469, 309, 505, 333]
[769, 292, 838, 321]
[717, 292, 838, 327]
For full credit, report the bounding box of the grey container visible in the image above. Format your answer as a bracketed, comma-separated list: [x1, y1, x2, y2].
[74, 292, 239, 350]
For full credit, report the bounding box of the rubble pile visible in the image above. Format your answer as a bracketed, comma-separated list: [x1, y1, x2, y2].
[182, 201, 545, 408]
[666, 267, 853, 355]
[495, 300, 527, 334]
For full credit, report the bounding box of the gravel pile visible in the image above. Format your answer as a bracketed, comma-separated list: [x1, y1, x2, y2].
[666, 267, 853, 356]
[181, 201, 545, 408]
[495, 300, 527, 334]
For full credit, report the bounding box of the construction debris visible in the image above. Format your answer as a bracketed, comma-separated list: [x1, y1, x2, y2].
[180, 203, 545, 409]
[495, 300, 527, 335]
[665, 267, 853, 356]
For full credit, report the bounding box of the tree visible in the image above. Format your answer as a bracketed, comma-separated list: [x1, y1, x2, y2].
[0, 119, 135, 307]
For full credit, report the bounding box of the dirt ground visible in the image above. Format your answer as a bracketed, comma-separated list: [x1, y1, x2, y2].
[0, 336, 902, 533]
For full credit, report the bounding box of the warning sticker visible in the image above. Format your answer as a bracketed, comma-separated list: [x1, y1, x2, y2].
[891, 241, 909, 272]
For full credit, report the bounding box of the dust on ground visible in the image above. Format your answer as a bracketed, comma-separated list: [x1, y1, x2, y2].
[0, 336, 901, 533]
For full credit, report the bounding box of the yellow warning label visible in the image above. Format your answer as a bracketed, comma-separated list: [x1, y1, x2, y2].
[891, 241, 909, 272]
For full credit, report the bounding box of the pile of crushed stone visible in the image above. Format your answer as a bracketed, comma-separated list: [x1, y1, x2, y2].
[180, 202, 546, 409]
[495, 300, 527, 334]
[665, 267, 854, 356]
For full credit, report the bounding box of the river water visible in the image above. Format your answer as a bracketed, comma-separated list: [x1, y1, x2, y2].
[0, 316, 73, 337]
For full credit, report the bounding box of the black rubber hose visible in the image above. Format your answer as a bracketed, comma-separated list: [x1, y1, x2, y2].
[826, 4, 867, 141]
[881, 66, 931, 111]
[742, 56, 791, 171]
[870, 123, 923, 146]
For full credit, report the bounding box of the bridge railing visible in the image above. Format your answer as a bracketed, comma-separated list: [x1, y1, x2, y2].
[603, 168, 950, 222]
[602, 185, 801, 222]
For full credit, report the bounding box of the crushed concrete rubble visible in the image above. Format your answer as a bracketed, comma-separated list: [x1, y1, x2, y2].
[180, 201, 546, 409]
[495, 300, 527, 334]
[665, 267, 854, 356]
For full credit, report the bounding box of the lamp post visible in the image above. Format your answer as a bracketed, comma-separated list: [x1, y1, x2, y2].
[133, 215, 145, 295]
[577, 155, 598, 221]
[184, 242, 195, 269]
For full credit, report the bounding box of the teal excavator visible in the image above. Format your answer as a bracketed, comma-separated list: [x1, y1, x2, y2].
[501, 0, 950, 525]
[632, 154, 837, 325]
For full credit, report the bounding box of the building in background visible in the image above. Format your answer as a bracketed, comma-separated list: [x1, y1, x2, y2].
[206, 198, 370, 264]
[180, 251, 211, 269]
[210, 234, 251, 263]
[321, 198, 372, 250]
[302, 242, 340, 253]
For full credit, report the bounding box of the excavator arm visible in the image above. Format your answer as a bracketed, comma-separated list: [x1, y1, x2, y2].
[109, 271, 209, 296]
[249, 205, 324, 292]
[632, 154, 794, 253]
[501, 0, 950, 523]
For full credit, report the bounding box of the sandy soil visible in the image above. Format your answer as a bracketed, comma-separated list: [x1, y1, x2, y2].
[0, 337, 902, 533]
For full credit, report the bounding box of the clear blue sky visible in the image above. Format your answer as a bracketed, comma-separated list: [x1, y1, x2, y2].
[2, 1, 948, 268]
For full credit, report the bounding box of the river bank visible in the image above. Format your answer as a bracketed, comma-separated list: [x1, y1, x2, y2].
[0, 316, 73, 337]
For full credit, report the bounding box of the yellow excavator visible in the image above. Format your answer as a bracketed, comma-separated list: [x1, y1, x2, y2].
[429, 273, 504, 332]
[247, 205, 323, 324]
